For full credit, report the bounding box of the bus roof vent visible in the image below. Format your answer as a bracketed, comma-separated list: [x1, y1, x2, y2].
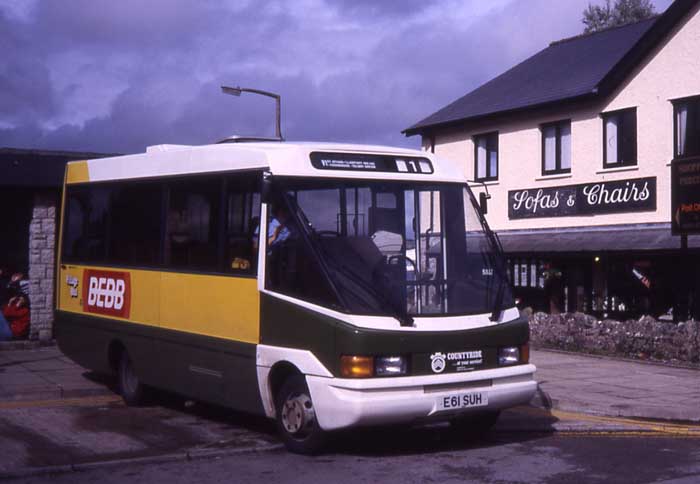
[146, 144, 192, 153]
[216, 135, 284, 144]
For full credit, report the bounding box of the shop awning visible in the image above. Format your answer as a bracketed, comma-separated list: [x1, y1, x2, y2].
[497, 223, 700, 254]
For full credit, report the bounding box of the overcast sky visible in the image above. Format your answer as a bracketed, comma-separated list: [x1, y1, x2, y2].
[0, 0, 674, 154]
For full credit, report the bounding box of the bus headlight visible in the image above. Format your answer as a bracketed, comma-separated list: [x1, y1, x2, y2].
[340, 355, 407, 377]
[374, 356, 407, 377]
[498, 346, 520, 366]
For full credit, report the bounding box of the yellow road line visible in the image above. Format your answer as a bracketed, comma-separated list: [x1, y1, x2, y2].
[556, 431, 700, 438]
[550, 409, 700, 434]
[0, 395, 122, 410]
[511, 406, 700, 437]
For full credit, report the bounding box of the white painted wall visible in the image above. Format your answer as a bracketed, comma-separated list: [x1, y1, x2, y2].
[426, 4, 700, 232]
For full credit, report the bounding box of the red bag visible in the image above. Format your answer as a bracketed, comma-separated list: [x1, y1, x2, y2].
[2, 303, 29, 339]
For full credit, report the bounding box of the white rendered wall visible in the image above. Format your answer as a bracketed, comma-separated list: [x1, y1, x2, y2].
[427, 5, 700, 232]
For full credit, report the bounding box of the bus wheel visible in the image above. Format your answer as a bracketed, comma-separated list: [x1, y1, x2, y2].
[275, 375, 327, 455]
[118, 350, 146, 406]
[450, 410, 500, 436]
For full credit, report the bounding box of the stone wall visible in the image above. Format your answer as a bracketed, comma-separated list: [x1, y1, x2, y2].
[530, 312, 700, 366]
[27, 191, 57, 341]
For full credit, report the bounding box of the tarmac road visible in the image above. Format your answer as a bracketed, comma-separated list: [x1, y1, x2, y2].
[1, 391, 699, 483]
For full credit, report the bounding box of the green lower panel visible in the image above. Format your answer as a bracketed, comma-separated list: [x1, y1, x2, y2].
[54, 311, 265, 415]
[259, 294, 530, 377]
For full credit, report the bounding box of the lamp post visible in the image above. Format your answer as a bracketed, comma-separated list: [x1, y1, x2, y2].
[220, 85, 283, 140]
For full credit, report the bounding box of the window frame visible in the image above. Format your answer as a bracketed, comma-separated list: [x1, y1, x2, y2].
[540, 119, 572, 176]
[672, 94, 700, 161]
[472, 131, 499, 182]
[60, 170, 263, 278]
[601, 107, 637, 169]
[222, 174, 262, 276]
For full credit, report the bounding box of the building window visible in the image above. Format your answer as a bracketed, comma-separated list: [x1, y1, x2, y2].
[674, 96, 700, 159]
[602, 108, 637, 168]
[541, 120, 571, 175]
[473, 132, 498, 182]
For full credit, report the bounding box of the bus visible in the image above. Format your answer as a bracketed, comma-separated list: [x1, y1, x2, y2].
[55, 140, 536, 454]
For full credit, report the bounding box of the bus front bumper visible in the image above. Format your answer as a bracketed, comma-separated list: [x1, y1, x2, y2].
[306, 363, 537, 431]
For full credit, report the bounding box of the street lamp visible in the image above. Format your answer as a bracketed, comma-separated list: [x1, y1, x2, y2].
[221, 85, 283, 140]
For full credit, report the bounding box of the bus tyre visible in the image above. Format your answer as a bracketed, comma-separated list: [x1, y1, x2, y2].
[450, 410, 500, 436]
[275, 375, 327, 455]
[118, 351, 146, 406]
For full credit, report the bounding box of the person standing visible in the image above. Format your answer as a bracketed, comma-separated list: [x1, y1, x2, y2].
[7, 272, 29, 299]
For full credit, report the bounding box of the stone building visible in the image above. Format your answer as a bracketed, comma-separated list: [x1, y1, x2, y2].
[1, 148, 113, 340]
[405, 0, 700, 320]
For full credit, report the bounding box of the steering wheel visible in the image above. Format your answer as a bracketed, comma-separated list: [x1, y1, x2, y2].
[387, 254, 417, 273]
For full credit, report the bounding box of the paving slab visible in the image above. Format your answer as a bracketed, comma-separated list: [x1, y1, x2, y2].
[0, 395, 280, 478]
[0, 347, 111, 402]
[533, 349, 700, 422]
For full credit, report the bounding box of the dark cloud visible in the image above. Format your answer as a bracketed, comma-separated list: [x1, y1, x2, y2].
[0, 0, 675, 155]
[327, 0, 437, 18]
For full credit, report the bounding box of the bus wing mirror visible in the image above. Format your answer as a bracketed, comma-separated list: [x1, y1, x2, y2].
[479, 192, 490, 215]
[261, 173, 273, 204]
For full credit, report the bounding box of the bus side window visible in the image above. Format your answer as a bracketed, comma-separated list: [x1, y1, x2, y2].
[63, 185, 111, 264]
[164, 178, 220, 272]
[110, 183, 162, 267]
[225, 175, 260, 274]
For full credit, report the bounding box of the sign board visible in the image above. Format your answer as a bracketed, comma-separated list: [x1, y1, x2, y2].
[671, 157, 700, 234]
[82, 269, 131, 318]
[508, 177, 656, 219]
[310, 152, 434, 174]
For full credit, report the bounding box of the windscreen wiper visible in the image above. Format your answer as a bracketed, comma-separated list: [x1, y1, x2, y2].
[316, 241, 414, 327]
[490, 277, 505, 322]
[477, 218, 507, 322]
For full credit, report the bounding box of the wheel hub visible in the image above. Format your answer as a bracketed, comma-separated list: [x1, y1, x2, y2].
[281, 393, 315, 436]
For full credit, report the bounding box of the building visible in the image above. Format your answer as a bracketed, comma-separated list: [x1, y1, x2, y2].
[404, 0, 700, 320]
[1, 148, 114, 340]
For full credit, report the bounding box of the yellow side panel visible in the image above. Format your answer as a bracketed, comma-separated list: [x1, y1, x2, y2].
[160, 273, 260, 344]
[57, 265, 260, 343]
[57, 265, 161, 326]
[66, 161, 89, 184]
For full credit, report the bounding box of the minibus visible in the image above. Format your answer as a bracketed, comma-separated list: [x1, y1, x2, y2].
[55, 139, 536, 453]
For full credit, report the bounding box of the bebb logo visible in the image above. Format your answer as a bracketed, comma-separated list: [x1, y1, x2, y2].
[430, 352, 446, 373]
[82, 270, 131, 318]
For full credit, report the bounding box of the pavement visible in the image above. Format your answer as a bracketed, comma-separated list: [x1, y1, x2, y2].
[0, 346, 113, 401]
[0, 346, 700, 422]
[532, 349, 700, 422]
[2, 345, 698, 421]
[1, 345, 700, 480]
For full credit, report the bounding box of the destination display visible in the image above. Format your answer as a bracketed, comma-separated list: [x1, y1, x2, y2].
[671, 157, 700, 234]
[310, 151, 433, 174]
[508, 177, 656, 219]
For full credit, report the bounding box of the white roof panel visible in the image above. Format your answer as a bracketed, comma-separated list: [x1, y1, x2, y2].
[78, 141, 465, 183]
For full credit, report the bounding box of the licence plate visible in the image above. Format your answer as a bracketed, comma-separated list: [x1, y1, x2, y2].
[437, 392, 488, 411]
